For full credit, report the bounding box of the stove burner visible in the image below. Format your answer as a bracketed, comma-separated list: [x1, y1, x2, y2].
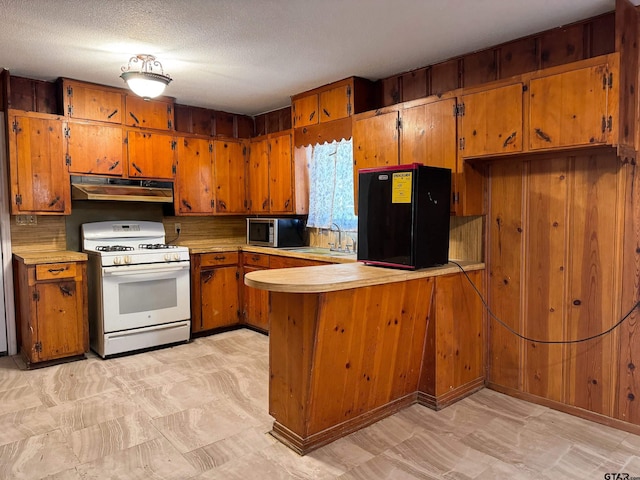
[138, 243, 178, 250]
[96, 245, 134, 252]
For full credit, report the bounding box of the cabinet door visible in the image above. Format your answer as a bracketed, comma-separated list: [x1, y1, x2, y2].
[175, 137, 213, 214]
[269, 132, 293, 213]
[319, 84, 350, 123]
[125, 96, 174, 130]
[67, 122, 124, 175]
[33, 279, 85, 362]
[65, 82, 123, 123]
[127, 131, 176, 179]
[460, 83, 523, 158]
[199, 266, 239, 331]
[214, 139, 246, 214]
[352, 110, 400, 208]
[247, 138, 270, 213]
[529, 63, 609, 150]
[243, 266, 269, 331]
[9, 115, 70, 214]
[292, 94, 318, 128]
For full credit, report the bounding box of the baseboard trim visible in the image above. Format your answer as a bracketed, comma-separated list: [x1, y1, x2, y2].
[418, 377, 485, 410]
[271, 392, 418, 455]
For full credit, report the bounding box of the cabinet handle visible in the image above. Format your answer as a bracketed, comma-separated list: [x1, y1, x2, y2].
[214, 255, 226, 261]
[181, 199, 192, 210]
[262, 199, 269, 210]
[309, 111, 315, 122]
[218, 200, 227, 210]
[534, 128, 552, 143]
[129, 112, 140, 124]
[48, 196, 61, 208]
[503, 131, 517, 148]
[47, 268, 66, 274]
[109, 161, 120, 171]
[323, 108, 330, 118]
[284, 199, 291, 209]
[202, 271, 215, 283]
[131, 162, 142, 174]
[59, 285, 73, 297]
[107, 109, 118, 119]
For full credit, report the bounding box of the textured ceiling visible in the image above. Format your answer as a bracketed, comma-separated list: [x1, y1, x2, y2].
[0, 0, 636, 116]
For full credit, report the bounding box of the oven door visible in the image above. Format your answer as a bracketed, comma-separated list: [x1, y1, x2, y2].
[101, 261, 190, 333]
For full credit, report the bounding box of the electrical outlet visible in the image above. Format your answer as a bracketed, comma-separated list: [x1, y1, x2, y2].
[174, 223, 181, 234]
[16, 215, 37, 225]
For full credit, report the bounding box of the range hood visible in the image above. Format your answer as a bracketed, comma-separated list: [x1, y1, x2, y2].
[71, 176, 173, 203]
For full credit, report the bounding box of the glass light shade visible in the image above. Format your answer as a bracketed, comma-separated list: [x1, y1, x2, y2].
[121, 71, 171, 100]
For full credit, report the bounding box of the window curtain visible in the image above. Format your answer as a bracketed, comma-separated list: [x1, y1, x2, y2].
[307, 138, 358, 231]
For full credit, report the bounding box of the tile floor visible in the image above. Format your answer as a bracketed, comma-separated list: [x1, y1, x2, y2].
[0, 328, 639, 479]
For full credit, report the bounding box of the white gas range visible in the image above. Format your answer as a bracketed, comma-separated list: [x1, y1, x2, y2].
[81, 221, 191, 358]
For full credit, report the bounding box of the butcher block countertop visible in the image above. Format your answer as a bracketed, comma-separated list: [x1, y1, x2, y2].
[13, 250, 88, 265]
[245, 260, 484, 293]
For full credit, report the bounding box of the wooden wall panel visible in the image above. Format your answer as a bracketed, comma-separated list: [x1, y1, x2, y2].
[615, 0, 639, 154]
[401, 68, 428, 102]
[565, 153, 620, 416]
[499, 37, 538, 79]
[590, 13, 615, 57]
[381, 76, 401, 106]
[430, 59, 459, 96]
[540, 24, 585, 69]
[523, 158, 568, 402]
[618, 162, 640, 424]
[487, 160, 524, 390]
[462, 49, 497, 88]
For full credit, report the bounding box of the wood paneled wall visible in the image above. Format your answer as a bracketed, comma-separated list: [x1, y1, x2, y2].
[486, 149, 639, 425]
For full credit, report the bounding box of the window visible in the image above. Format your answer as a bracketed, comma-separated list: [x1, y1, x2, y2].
[307, 139, 358, 231]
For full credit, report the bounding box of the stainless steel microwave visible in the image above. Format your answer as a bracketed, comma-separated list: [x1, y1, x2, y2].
[246, 218, 305, 247]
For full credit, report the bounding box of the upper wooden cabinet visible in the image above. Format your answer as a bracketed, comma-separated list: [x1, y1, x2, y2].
[7, 111, 71, 214]
[459, 83, 524, 158]
[174, 137, 214, 215]
[213, 139, 247, 214]
[246, 131, 294, 215]
[292, 77, 378, 128]
[62, 80, 124, 124]
[529, 61, 613, 150]
[126, 130, 176, 179]
[66, 121, 125, 176]
[125, 95, 174, 130]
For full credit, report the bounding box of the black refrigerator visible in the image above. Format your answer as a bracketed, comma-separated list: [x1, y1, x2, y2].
[357, 163, 451, 270]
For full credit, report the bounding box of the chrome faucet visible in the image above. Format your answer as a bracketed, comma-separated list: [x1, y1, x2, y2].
[330, 223, 342, 251]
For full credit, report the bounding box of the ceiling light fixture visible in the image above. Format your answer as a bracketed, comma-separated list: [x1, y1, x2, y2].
[120, 54, 172, 101]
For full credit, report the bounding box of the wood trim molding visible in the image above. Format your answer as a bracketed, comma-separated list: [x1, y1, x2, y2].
[418, 378, 486, 411]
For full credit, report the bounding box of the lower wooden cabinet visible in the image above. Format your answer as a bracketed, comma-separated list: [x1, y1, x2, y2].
[191, 252, 240, 333]
[13, 255, 88, 368]
[241, 253, 270, 332]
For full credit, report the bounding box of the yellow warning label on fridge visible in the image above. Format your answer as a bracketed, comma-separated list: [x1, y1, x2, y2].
[392, 172, 412, 203]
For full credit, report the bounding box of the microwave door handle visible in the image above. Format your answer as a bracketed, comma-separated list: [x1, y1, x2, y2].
[103, 265, 190, 276]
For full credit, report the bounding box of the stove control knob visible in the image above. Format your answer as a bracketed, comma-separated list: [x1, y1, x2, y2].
[124, 255, 132, 264]
[173, 253, 180, 261]
[113, 257, 122, 265]
[164, 253, 171, 262]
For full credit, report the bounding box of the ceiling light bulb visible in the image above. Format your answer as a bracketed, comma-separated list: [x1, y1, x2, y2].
[120, 54, 172, 101]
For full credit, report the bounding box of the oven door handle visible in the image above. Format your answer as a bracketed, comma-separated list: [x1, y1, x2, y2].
[103, 264, 190, 277]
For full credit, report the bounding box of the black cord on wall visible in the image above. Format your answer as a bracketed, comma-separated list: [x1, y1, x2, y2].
[450, 260, 640, 345]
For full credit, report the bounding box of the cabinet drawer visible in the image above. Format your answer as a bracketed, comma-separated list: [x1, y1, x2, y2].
[269, 256, 328, 269]
[243, 252, 270, 268]
[35, 263, 77, 280]
[200, 252, 239, 267]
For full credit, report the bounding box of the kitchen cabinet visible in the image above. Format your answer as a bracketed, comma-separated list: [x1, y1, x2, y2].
[126, 130, 176, 179]
[269, 255, 329, 269]
[292, 77, 378, 128]
[7, 111, 71, 214]
[125, 95, 174, 131]
[175, 137, 214, 214]
[66, 121, 125, 176]
[459, 83, 523, 158]
[241, 252, 270, 332]
[191, 252, 240, 333]
[529, 62, 612, 150]
[13, 255, 88, 368]
[62, 79, 124, 124]
[213, 139, 247, 214]
[246, 131, 294, 214]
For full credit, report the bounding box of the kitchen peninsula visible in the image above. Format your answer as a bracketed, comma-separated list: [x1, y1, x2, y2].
[245, 260, 485, 454]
